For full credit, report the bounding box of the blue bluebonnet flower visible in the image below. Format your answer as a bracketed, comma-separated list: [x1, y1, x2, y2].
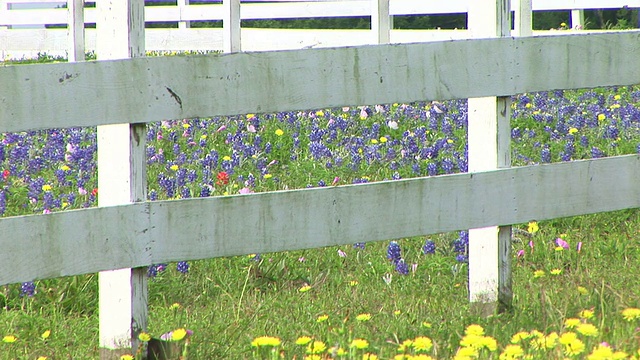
[387, 241, 402, 264]
[422, 239, 436, 254]
[591, 147, 605, 158]
[541, 146, 551, 163]
[147, 263, 168, 278]
[20, 281, 36, 297]
[395, 259, 409, 275]
[353, 242, 366, 250]
[176, 261, 190, 274]
[455, 254, 468, 263]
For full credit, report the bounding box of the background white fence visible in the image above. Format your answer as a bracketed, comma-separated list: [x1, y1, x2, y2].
[1, 0, 640, 358]
[1, 0, 639, 58]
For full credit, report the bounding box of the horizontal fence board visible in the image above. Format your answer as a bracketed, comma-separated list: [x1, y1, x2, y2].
[2, 0, 640, 26]
[1, 155, 639, 286]
[2, 31, 640, 133]
[0, 28, 626, 59]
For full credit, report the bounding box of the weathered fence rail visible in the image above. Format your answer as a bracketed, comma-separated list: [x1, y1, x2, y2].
[1, 0, 640, 358]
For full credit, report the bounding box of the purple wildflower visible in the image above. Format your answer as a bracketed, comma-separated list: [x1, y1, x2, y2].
[387, 241, 402, 264]
[422, 239, 436, 254]
[395, 259, 409, 275]
[176, 261, 190, 274]
[20, 281, 36, 297]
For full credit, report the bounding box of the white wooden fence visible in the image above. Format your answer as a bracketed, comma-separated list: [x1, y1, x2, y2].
[1, 0, 639, 59]
[1, 0, 640, 358]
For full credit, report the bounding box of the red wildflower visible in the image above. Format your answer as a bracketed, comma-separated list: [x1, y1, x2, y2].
[2, 169, 9, 180]
[91, 188, 98, 196]
[216, 172, 229, 186]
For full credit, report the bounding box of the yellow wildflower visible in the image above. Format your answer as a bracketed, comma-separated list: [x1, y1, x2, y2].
[170, 303, 181, 310]
[413, 336, 433, 352]
[380, 136, 388, 143]
[576, 323, 598, 337]
[316, 314, 328, 323]
[397, 339, 413, 352]
[550, 269, 562, 275]
[2, 335, 17, 343]
[42, 184, 52, 192]
[564, 318, 581, 328]
[558, 332, 578, 345]
[315, 110, 325, 117]
[563, 338, 585, 356]
[577, 286, 588, 295]
[510, 331, 530, 343]
[171, 328, 187, 341]
[275, 129, 284, 136]
[305, 355, 321, 360]
[588, 344, 614, 359]
[356, 313, 372, 321]
[170, 164, 179, 171]
[263, 174, 273, 179]
[614, 94, 621, 100]
[306, 340, 326, 354]
[296, 336, 312, 345]
[568, 127, 578, 134]
[465, 324, 485, 336]
[251, 336, 281, 347]
[597, 114, 606, 122]
[500, 344, 524, 359]
[527, 221, 539, 234]
[41, 330, 51, 340]
[138, 332, 151, 342]
[222, 155, 231, 161]
[363, 354, 378, 360]
[533, 270, 545, 278]
[299, 285, 311, 292]
[120, 355, 134, 360]
[350, 338, 369, 350]
[622, 308, 640, 321]
[579, 309, 594, 319]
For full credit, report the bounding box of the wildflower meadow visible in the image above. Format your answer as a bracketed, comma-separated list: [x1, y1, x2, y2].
[1, 54, 640, 359]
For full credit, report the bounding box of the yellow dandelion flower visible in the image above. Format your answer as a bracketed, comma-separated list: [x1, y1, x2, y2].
[363, 354, 378, 360]
[60, 165, 71, 171]
[559, 332, 578, 345]
[555, 246, 565, 252]
[481, 336, 498, 351]
[614, 94, 621, 100]
[577, 286, 588, 295]
[460, 334, 483, 348]
[576, 323, 598, 337]
[465, 324, 485, 336]
[455, 346, 478, 358]
[413, 336, 433, 352]
[2, 335, 17, 343]
[510, 331, 530, 343]
[588, 344, 614, 359]
[370, 139, 378, 144]
[251, 336, 281, 347]
[597, 114, 606, 122]
[42, 184, 52, 192]
[200, 134, 207, 140]
[411, 355, 434, 360]
[170, 303, 181, 310]
[275, 129, 284, 136]
[613, 351, 628, 359]
[533, 270, 546, 278]
[170, 164, 179, 171]
[350, 280, 359, 286]
[299, 285, 311, 292]
[393, 310, 401, 316]
[120, 355, 134, 360]
[527, 221, 539, 234]
[316, 314, 328, 323]
[622, 308, 640, 321]
[41, 330, 51, 340]
[397, 339, 413, 352]
[380, 136, 388, 143]
[305, 355, 321, 360]
[306, 340, 326, 354]
[579, 309, 594, 320]
[182, 123, 190, 129]
[550, 269, 562, 275]
[222, 155, 231, 161]
[564, 338, 585, 356]
[568, 127, 578, 134]
[447, 139, 454, 144]
[350, 338, 369, 350]
[336, 347, 347, 355]
[171, 328, 187, 341]
[37, 357, 48, 360]
[315, 110, 325, 117]
[263, 174, 273, 179]
[356, 313, 372, 321]
[500, 344, 524, 359]
[246, 114, 255, 119]
[138, 332, 151, 342]
[564, 318, 581, 328]
[296, 336, 312, 345]
[421, 322, 432, 328]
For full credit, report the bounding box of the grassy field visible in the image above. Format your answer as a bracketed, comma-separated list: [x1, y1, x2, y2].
[1, 55, 640, 359]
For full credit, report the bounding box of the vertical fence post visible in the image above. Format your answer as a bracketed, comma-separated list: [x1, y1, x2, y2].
[67, 0, 84, 62]
[223, 0, 241, 53]
[371, 0, 390, 44]
[513, 0, 532, 37]
[178, 0, 191, 29]
[571, 9, 585, 30]
[467, 0, 512, 316]
[96, 1, 148, 358]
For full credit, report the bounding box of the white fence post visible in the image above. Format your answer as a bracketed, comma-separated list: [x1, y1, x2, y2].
[223, 0, 241, 53]
[467, 0, 512, 315]
[571, 9, 585, 29]
[96, 0, 148, 358]
[371, 0, 390, 44]
[513, 0, 532, 37]
[178, 0, 191, 29]
[67, 0, 84, 62]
